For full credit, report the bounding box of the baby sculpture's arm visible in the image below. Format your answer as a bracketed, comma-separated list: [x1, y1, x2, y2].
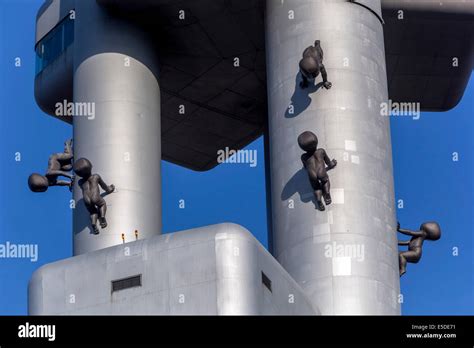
[55, 180, 72, 187]
[397, 222, 423, 237]
[321, 65, 328, 82]
[46, 168, 74, 179]
[398, 240, 410, 246]
[98, 175, 115, 194]
[301, 154, 309, 169]
[323, 150, 337, 170]
[320, 65, 332, 89]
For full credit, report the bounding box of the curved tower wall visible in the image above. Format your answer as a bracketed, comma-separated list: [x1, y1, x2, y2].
[266, 0, 401, 314]
[73, 1, 161, 255]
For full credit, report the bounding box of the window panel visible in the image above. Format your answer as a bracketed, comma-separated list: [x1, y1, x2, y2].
[35, 15, 74, 74]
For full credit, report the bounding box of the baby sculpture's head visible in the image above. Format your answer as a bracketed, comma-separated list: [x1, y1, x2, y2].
[420, 222, 441, 241]
[298, 131, 318, 153]
[28, 173, 49, 192]
[73, 158, 93, 178]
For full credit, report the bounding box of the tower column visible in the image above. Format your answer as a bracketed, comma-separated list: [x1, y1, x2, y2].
[265, 0, 400, 314]
[72, 1, 161, 255]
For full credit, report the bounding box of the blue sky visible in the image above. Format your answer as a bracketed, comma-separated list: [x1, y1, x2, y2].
[0, 0, 472, 315]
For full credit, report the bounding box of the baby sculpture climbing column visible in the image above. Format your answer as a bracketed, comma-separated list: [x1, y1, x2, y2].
[265, 0, 400, 314]
[72, 0, 162, 255]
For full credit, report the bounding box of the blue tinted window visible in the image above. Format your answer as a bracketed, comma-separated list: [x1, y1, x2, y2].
[35, 15, 74, 75]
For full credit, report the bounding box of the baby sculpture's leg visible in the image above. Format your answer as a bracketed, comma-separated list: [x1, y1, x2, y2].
[300, 73, 309, 89]
[398, 252, 407, 276]
[91, 214, 100, 234]
[85, 203, 100, 235]
[311, 179, 325, 211]
[97, 197, 108, 229]
[399, 250, 421, 276]
[403, 250, 421, 264]
[321, 177, 331, 205]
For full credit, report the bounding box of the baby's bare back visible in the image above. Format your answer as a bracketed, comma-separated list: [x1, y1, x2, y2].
[81, 175, 103, 205]
[304, 150, 328, 180]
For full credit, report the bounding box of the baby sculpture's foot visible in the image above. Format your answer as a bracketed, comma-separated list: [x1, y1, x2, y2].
[317, 201, 325, 211]
[92, 224, 100, 235]
[99, 217, 107, 229]
[324, 194, 332, 205]
[68, 176, 74, 192]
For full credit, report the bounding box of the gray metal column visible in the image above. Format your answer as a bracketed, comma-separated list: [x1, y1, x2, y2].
[265, 0, 400, 314]
[72, 1, 161, 255]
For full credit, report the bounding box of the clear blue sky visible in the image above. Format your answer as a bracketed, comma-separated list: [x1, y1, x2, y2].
[0, 0, 472, 315]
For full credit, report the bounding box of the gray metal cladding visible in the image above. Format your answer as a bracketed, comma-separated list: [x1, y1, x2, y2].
[265, 0, 400, 314]
[28, 223, 318, 315]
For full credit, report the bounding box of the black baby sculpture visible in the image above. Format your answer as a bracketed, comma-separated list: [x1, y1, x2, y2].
[299, 40, 332, 90]
[73, 158, 115, 235]
[28, 138, 74, 192]
[298, 131, 337, 211]
[397, 221, 441, 277]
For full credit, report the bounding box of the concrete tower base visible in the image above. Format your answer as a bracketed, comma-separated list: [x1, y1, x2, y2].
[29, 224, 318, 315]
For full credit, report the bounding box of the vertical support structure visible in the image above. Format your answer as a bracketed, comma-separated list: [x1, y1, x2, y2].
[263, 122, 274, 255]
[265, 0, 400, 314]
[72, 1, 161, 255]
